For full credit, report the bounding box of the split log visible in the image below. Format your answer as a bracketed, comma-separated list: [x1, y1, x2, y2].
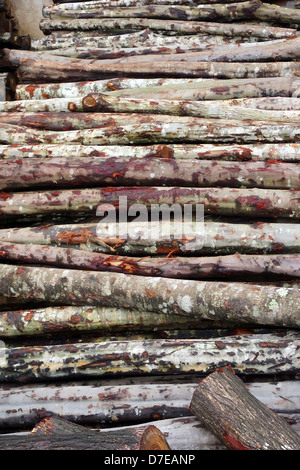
[0, 380, 298, 430]
[0, 220, 299, 255]
[0, 305, 213, 338]
[1, 157, 299, 190]
[0, 333, 299, 382]
[1, 119, 300, 145]
[190, 367, 300, 450]
[30, 30, 265, 52]
[0, 416, 170, 450]
[0, 242, 299, 280]
[0, 186, 299, 219]
[0, 264, 299, 327]
[39, 17, 298, 38]
[1, 143, 299, 162]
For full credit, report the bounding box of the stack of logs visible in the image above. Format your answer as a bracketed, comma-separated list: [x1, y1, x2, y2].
[0, 0, 30, 101]
[0, 0, 300, 451]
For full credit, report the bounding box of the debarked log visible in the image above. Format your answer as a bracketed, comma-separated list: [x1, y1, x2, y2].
[190, 366, 300, 450]
[1, 119, 300, 145]
[0, 264, 299, 327]
[0, 333, 299, 382]
[0, 157, 299, 190]
[0, 380, 298, 430]
[14, 76, 295, 100]
[0, 220, 299, 255]
[0, 417, 170, 450]
[0, 242, 299, 280]
[38, 17, 297, 38]
[1, 143, 299, 162]
[0, 186, 299, 219]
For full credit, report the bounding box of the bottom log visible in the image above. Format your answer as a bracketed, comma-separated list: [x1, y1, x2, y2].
[190, 367, 300, 450]
[0, 416, 170, 450]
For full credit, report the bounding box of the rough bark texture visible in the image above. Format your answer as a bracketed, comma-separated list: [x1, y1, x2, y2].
[190, 367, 300, 450]
[0, 264, 299, 327]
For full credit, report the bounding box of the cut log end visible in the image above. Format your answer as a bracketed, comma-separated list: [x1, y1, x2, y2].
[140, 425, 171, 450]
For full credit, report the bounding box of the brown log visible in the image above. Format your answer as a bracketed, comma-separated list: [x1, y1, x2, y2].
[190, 366, 300, 450]
[0, 416, 170, 450]
[0, 157, 299, 190]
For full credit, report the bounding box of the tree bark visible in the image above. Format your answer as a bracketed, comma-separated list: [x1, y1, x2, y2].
[0, 220, 299, 255]
[38, 16, 298, 38]
[190, 366, 300, 450]
[0, 186, 299, 219]
[0, 264, 299, 327]
[0, 242, 299, 280]
[0, 380, 298, 430]
[0, 332, 299, 382]
[1, 157, 299, 190]
[1, 119, 300, 145]
[1, 143, 299, 162]
[0, 416, 170, 450]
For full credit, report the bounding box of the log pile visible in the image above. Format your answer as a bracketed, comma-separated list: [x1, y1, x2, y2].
[0, 0, 299, 451]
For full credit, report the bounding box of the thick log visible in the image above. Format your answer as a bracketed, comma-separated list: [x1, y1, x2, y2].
[190, 367, 300, 450]
[0, 305, 214, 338]
[1, 157, 299, 190]
[0, 333, 299, 382]
[1, 143, 300, 162]
[0, 242, 299, 280]
[38, 17, 297, 37]
[0, 380, 298, 430]
[0, 417, 170, 450]
[254, 2, 300, 24]
[1, 119, 300, 145]
[0, 221, 299, 255]
[0, 186, 299, 219]
[30, 30, 265, 53]
[15, 76, 293, 100]
[0, 264, 299, 327]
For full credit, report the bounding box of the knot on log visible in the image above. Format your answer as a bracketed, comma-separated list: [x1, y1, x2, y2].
[82, 93, 108, 112]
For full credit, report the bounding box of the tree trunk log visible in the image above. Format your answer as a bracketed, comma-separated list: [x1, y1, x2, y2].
[0, 186, 299, 219]
[0, 220, 299, 255]
[1, 157, 299, 190]
[0, 264, 299, 327]
[0, 332, 299, 382]
[38, 16, 297, 38]
[0, 416, 170, 450]
[1, 143, 299, 162]
[0, 380, 298, 430]
[190, 366, 300, 450]
[1, 119, 300, 145]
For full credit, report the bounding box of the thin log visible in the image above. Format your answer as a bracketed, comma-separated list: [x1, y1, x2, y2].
[1, 143, 300, 162]
[0, 220, 299, 255]
[0, 380, 298, 430]
[0, 264, 299, 327]
[0, 186, 299, 219]
[1, 119, 300, 145]
[0, 418, 170, 450]
[0, 242, 299, 280]
[30, 30, 265, 53]
[190, 366, 300, 450]
[1, 157, 299, 190]
[38, 17, 297, 37]
[0, 306, 215, 338]
[254, 2, 300, 24]
[0, 333, 299, 382]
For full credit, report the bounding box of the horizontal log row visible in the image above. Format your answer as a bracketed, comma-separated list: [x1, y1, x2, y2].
[0, 143, 300, 162]
[1, 220, 299, 255]
[0, 263, 299, 327]
[0, 380, 298, 429]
